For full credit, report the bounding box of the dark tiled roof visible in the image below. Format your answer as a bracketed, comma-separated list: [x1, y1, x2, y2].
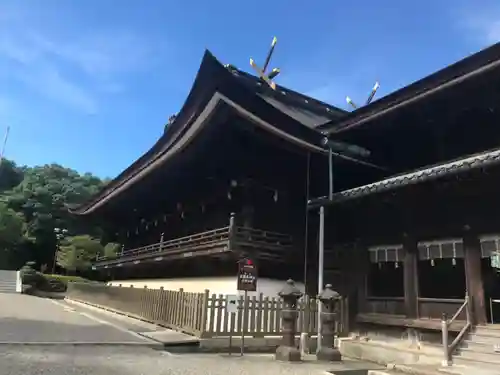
[308, 148, 500, 208]
[317, 42, 500, 135]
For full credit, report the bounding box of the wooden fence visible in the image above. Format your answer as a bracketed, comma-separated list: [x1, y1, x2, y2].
[66, 283, 349, 338]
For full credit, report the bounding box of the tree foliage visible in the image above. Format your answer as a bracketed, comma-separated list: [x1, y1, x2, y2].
[0, 159, 117, 273]
[104, 242, 121, 258]
[57, 235, 103, 273]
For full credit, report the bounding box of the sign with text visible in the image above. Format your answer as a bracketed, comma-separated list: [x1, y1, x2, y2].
[237, 258, 257, 292]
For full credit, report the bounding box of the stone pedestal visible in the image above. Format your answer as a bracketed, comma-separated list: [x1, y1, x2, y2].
[317, 284, 342, 362]
[275, 279, 302, 362]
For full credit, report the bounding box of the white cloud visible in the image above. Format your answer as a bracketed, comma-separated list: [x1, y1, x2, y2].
[27, 31, 149, 78]
[18, 66, 98, 115]
[456, 6, 500, 45]
[0, 4, 150, 113]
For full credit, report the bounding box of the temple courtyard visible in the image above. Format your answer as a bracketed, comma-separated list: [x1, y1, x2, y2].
[0, 293, 386, 374]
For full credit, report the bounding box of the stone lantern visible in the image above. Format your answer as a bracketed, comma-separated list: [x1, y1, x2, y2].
[317, 284, 342, 361]
[275, 279, 303, 362]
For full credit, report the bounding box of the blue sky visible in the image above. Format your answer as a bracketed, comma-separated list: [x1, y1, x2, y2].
[0, 0, 498, 178]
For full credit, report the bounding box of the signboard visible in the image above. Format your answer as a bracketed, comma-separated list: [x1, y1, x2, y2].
[237, 258, 258, 292]
[226, 294, 238, 313]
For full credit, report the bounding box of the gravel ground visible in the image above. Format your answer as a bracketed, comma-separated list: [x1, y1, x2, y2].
[0, 346, 381, 375]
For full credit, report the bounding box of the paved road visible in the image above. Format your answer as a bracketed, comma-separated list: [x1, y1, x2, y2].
[0, 346, 383, 375]
[0, 293, 156, 344]
[0, 294, 385, 374]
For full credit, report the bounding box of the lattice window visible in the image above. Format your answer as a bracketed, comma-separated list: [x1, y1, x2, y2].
[417, 238, 463, 260]
[368, 244, 404, 263]
[479, 234, 500, 258]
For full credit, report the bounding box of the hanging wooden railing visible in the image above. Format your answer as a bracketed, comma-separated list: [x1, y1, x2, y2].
[231, 226, 294, 260]
[96, 226, 231, 263]
[95, 224, 295, 267]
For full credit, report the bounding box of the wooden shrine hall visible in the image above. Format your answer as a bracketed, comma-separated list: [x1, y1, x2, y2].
[309, 42, 500, 331]
[70, 50, 382, 295]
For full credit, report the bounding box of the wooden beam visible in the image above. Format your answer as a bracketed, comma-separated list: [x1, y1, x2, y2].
[403, 233, 419, 318]
[463, 227, 487, 325]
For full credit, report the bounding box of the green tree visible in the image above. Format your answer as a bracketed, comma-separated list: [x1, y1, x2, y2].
[0, 159, 23, 193]
[0, 161, 109, 270]
[0, 202, 27, 269]
[57, 235, 103, 274]
[103, 242, 121, 259]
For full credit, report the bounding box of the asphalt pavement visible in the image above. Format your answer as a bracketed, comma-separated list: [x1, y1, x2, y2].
[0, 293, 384, 374]
[0, 293, 157, 345]
[0, 346, 383, 375]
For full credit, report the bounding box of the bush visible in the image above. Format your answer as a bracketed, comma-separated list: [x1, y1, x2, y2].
[43, 274, 91, 285]
[20, 261, 46, 289]
[20, 261, 96, 295]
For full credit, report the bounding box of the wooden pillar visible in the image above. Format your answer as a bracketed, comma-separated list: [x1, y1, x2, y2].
[403, 234, 419, 318]
[351, 240, 369, 317]
[463, 227, 487, 325]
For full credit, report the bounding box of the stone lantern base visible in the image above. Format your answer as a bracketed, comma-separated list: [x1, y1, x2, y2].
[275, 345, 301, 362]
[316, 346, 342, 362]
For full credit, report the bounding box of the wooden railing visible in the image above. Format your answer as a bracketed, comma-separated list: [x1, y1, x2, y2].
[95, 224, 295, 266]
[364, 296, 406, 315]
[96, 226, 232, 263]
[418, 297, 467, 320]
[441, 293, 472, 366]
[231, 226, 294, 260]
[66, 283, 350, 338]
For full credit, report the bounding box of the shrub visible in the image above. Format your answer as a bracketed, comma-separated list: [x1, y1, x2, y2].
[42, 274, 91, 285]
[20, 262, 97, 295]
[20, 261, 46, 289]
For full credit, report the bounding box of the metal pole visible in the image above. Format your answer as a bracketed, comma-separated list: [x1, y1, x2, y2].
[317, 206, 325, 351]
[241, 289, 248, 356]
[301, 152, 311, 355]
[328, 148, 333, 200]
[441, 313, 450, 366]
[51, 239, 59, 274]
[0, 126, 10, 169]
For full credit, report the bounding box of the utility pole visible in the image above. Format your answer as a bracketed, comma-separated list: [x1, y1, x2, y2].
[0, 126, 10, 168]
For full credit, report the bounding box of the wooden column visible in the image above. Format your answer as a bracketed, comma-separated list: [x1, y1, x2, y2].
[403, 233, 419, 318]
[351, 240, 369, 317]
[463, 227, 487, 325]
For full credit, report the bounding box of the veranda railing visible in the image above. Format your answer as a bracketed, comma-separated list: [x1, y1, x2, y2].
[95, 225, 295, 265]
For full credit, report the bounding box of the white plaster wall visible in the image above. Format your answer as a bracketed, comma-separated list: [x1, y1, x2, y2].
[108, 276, 305, 297]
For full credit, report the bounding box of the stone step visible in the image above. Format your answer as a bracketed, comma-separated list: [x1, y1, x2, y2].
[461, 340, 500, 353]
[472, 326, 500, 336]
[453, 356, 500, 372]
[454, 348, 500, 369]
[467, 333, 500, 345]
[440, 364, 500, 375]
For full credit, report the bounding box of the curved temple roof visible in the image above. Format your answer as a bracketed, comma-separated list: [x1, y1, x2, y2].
[318, 42, 500, 135]
[71, 50, 348, 216]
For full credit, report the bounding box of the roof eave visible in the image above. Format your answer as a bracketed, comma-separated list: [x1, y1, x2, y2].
[319, 43, 500, 135]
[307, 147, 500, 210]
